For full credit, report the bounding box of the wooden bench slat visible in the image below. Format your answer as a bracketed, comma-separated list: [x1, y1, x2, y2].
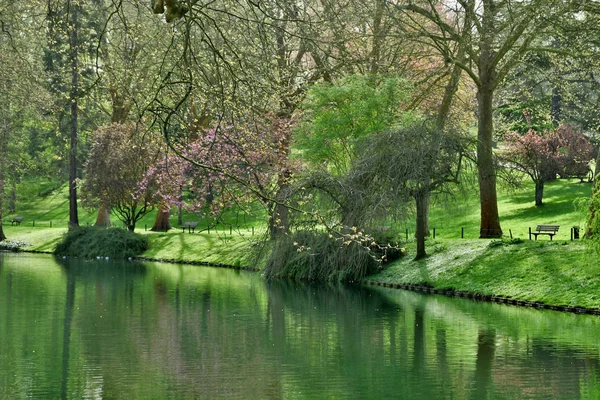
[181, 222, 199, 233]
[530, 224, 560, 241]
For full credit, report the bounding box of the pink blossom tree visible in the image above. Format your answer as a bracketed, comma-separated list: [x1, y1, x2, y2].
[502, 125, 593, 206]
[555, 125, 594, 182]
[161, 115, 295, 236]
[81, 123, 181, 231]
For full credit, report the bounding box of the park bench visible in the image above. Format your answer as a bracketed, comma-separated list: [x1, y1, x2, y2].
[11, 216, 23, 226]
[529, 224, 560, 240]
[181, 221, 199, 233]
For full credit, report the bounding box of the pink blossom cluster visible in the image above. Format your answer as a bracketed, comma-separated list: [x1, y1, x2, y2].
[145, 115, 296, 217]
[502, 125, 593, 181]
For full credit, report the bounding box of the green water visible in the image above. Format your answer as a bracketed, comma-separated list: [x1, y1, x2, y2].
[1, 253, 600, 399]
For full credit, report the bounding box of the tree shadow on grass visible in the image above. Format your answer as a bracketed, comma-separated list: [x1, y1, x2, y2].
[502, 180, 591, 206]
[501, 200, 580, 223]
[457, 242, 596, 306]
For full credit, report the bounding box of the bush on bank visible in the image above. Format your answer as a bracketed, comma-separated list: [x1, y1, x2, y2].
[54, 226, 148, 259]
[264, 231, 391, 282]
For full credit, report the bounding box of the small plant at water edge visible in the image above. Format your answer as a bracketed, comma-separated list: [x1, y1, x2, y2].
[54, 226, 149, 259]
[0, 240, 28, 252]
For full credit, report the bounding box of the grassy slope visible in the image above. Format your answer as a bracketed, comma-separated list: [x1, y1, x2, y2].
[368, 178, 599, 308]
[3, 176, 599, 308]
[3, 179, 265, 265]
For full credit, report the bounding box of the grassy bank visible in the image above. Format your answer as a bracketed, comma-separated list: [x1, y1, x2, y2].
[368, 238, 600, 309]
[1, 224, 260, 268]
[3, 176, 599, 310]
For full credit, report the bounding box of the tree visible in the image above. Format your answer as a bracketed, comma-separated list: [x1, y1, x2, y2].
[45, 0, 108, 228]
[296, 75, 416, 175]
[67, 0, 80, 229]
[352, 121, 467, 259]
[0, 0, 50, 241]
[397, 0, 585, 237]
[81, 123, 175, 231]
[502, 125, 593, 206]
[94, 0, 175, 228]
[173, 115, 295, 235]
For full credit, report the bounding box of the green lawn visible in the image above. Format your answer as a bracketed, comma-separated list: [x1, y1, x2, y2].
[425, 178, 591, 241]
[365, 178, 600, 309]
[2, 179, 267, 263]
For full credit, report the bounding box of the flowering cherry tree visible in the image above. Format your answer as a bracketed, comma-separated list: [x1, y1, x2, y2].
[502, 125, 592, 206]
[81, 123, 180, 231]
[153, 115, 295, 235]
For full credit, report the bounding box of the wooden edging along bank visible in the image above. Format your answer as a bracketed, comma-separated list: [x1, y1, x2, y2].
[363, 280, 600, 316]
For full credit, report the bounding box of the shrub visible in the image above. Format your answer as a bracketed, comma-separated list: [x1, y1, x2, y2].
[0, 240, 27, 252]
[263, 231, 384, 282]
[54, 226, 148, 259]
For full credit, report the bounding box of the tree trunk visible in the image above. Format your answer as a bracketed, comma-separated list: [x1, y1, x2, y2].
[269, 200, 289, 240]
[8, 180, 16, 213]
[152, 204, 172, 231]
[535, 180, 544, 206]
[68, 0, 79, 230]
[95, 202, 111, 227]
[0, 178, 6, 241]
[477, 84, 502, 238]
[586, 180, 600, 238]
[414, 193, 428, 260]
[422, 192, 430, 237]
[594, 147, 600, 181]
[0, 219, 5, 242]
[551, 86, 561, 125]
[0, 102, 8, 242]
[269, 172, 291, 240]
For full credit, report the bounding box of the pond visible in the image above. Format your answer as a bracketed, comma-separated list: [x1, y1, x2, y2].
[1, 253, 600, 399]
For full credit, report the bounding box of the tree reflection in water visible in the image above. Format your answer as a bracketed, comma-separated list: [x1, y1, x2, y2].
[1, 254, 600, 399]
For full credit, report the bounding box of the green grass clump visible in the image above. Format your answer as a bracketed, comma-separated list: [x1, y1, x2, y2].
[54, 226, 149, 259]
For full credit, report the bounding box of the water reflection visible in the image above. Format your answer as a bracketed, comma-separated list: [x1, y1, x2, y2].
[1, 253, 600, 399]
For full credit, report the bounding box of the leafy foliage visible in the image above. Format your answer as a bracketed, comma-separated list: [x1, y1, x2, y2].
[502, 125, 593, 205]
[296, 75, 416, 175]
[54, 226, 148, 259]
[176, 115, 295, 216]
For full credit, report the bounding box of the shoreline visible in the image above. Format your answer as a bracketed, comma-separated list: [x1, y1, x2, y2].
[364, 279, 600, 316]
[6, 241, 600, 317]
